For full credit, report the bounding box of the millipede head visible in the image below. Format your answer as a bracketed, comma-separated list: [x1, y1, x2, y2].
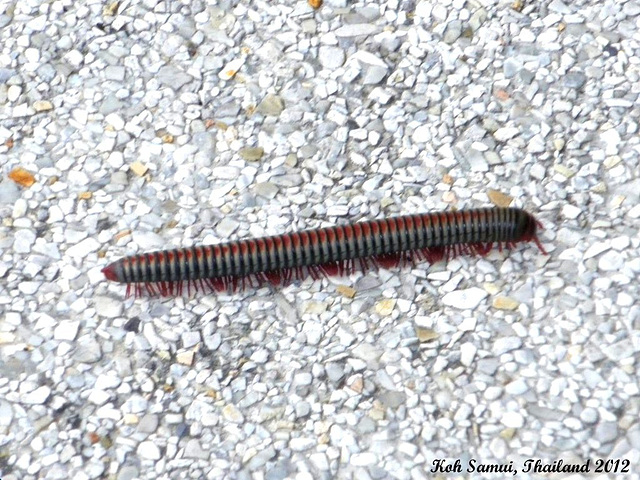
[102, 260, 124, 283]
[515, 210, 547, 255]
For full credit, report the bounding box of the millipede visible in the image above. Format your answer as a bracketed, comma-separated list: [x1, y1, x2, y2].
[102, 207, 546, 297]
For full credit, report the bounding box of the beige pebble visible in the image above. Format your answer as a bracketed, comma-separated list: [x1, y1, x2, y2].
[123, 414, 139, 425]
[176, 350, 195, 366]
[611, 195, 625, 208]
[553, 164, 575, 178]
[103, 1, 119, 15]
[375, 299, 396, 316]
[305, 302, 328, 315]
[553, 138, 565, 151]
[369, 401, 385, 421]
[415, 327, 439, 343]
[336, 285, 356, 299]
[483, 283, 500, 295]
[222, 404, 244, 423]
[348, 376, 364, 393]
[500, 427, 516, 440]
[239, 147, 264, 161]
[604, 156, 621, 168]
[442, 191, 457, 204]
[130, 161, 149, 176]
[492, 296, 520, 310]
[33, 100, 53, 112]
[487, 189, 512, 208]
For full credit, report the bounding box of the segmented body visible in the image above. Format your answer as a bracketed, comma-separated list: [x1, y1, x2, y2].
[102, 207, 546, 297]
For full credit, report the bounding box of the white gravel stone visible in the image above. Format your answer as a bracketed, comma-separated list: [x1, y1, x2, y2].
[335, 24, 381, 38]
[53, 320, 80, 341]
[94, 296, 123, 318]
[501, 411, 525, 428]
[216, 217, 240, 237]
[562, 204, 582, 219]
[600, 128, 621, 155]
[350, 452, 377, 466]
[327, 205, 349, 216]
[460, 342, 477, 367]
[290, 437, 316, 451]
[88, 389, 111, 405]
[22, 386, 51, 405]
[132, 231, 165, 250]
[505, 379, 529, 395]
[137, 441, 161, 460]
[319, 46, 345, 69]
[66, 238, 100, 259]
[598, 250, 624, 271]
[493, 337, 522, 355]
[13, 229, 36, 253]
[219, 58, 245, 80]
[105, 113, 125, 130]
[442, 288, 488, 309]
[494, 127, 520, 141]
[584, 242, 610, 259]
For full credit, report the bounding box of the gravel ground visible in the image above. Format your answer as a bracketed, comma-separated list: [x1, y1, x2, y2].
[1, 0, 639, 479]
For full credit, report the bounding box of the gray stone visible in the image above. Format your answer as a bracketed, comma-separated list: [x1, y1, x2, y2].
[257, 94, 284, 116]
[74, 336, 102, 363]
[157, 65, 193, 89]
[378, 390, 406, 408]
[563, 72, 587, 89]
[117, 465, 140, 480]
[594, 421, 618, 444]
[137, 414, 159, 433]
[443, 20, 463, 44]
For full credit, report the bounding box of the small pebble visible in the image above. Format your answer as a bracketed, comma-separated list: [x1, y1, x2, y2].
[442, 288, 488, 309]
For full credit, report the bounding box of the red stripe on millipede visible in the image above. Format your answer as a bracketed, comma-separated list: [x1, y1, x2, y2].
[252, 238, 267, 271]
[326, 228, 336, 243]
[274, 235, 284, 267]
[394, 217, 405, 249]
[264, 237, 275, 270]
[358, 222, 370, 255]
[305, 230, 315, 244]
[302, 230, 318, 263]
[157, 251, 166, 271]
